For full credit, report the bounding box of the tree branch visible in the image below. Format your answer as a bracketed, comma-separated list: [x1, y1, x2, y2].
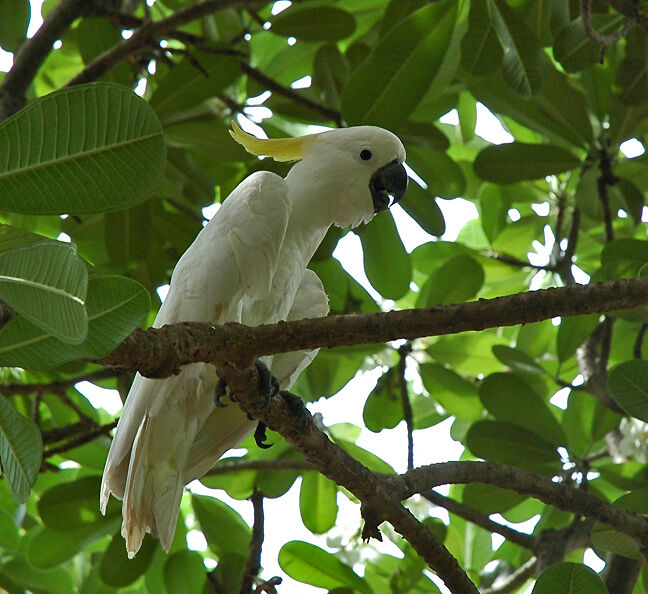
[482, 557, 537, 594]
[97, 276, 648, 378]
[0, 0, 87, 121]
[398, 343, 414, 471]
[65, 0, 293, 86]
[395, 461, 648, 549]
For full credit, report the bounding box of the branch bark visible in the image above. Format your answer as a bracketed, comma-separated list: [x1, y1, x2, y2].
[97, 276, 648, 377]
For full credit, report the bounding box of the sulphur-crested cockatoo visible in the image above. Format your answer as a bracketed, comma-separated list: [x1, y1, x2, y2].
[100, 122, 407, 557]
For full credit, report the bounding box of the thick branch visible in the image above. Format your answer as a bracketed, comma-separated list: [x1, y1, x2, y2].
[97, 277, 648, 377]
[395, 461, 648, 548]
[0, 0, 86, 120]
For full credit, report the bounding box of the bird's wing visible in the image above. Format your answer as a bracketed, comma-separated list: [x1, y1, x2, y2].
[270, 268, 329, 389]
[101, 171, 291, 557]
[183, 269, 328, 483]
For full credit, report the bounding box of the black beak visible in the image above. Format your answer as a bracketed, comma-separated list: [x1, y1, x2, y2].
[370, 160, 408, 213]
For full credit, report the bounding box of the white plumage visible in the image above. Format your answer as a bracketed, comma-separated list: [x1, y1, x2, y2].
[100, 122, 407, 557]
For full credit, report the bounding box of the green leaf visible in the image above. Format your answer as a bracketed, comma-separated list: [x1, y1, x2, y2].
[474, 142, 580, 183]
[0, 83, 166, 214]
[479, 373, 565, 447]
[0, 396, 42, 503]
[0, 242, 88, 343]
[359, 213, 411, 300]
[491, 0, 547, 97]
[0, 506, 19, 550]
[99, 531, 157, 587]
[591, 490, 648, 560]
[461, 0, 503, 74]
[164, 551, 207, 594]
[363, 367, 403, 432]
[299, 472, 338, 534]
[462, 483, 526, 514]
[609, 360, 648, 422]
[465, 420, 560, 474]
[0, 275, 150, 370]
[192, 495, 250, 557]
[342, 0, 458, 129]
[532, 562, 608, 593]
[407, 146, 467, 199]
[470, 67, 593, 148]
[416, 254, 484, 307]
[271, 5, 356, 41]
[150, 48, 241, 117]
[28, 517, 120, 569]
[554, 14, 626, 73]
[491, 345, 545, 375]
[38, 475, 118, 530]
[556, 314, 599, 363]
[419, 362, 482, 420]
[1, 556, 74, 594]
[399, 184, 445, 237]
[0, 0, 29, 52]
[279, 541, 372, 593]
[601, 239, 648, 279]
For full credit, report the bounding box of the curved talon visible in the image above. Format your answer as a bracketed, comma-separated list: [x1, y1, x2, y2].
[254, 421, 273, 449]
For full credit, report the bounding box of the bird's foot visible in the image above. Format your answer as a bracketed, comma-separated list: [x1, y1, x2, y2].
[214, 360, 279, 409]
[254, 421, 273, 449]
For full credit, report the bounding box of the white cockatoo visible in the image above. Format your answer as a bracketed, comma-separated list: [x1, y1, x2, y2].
[100, 121, 408, 557]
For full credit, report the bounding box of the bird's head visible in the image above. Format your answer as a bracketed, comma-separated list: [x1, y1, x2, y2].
[230, 122, 407, 228]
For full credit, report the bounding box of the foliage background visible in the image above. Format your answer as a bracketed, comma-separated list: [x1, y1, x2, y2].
[0, 0, 648, 592]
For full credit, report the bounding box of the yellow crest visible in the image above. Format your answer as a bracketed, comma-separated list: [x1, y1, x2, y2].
[229, 120, 317, 162]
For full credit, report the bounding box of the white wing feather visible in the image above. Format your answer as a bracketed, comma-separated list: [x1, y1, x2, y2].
[101, 172, 291, 557]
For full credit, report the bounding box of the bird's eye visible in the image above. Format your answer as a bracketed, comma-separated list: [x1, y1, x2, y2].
[360, 149, 372, 161]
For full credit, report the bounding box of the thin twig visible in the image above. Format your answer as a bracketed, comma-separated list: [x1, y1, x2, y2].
[423, 490, 536, 550]
[398, 343, 414, 471]
[0, 368, 119, 396]
[239, 491, 265, 594]
[43, 420, 117, 459]
[482, 557, 537, 594]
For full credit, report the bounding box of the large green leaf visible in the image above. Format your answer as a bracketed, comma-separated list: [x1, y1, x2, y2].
[479, 373, 566, 447]
[271, 5, 356, 41]
[490, 0, 547, 97]
[474, 142, 580, 183]
[0, 396, 42, 503]
[461, 0, 503, 74]
[0, 556, 74, 594]
[99, 531, 157, 587]
[0, 0, 29, 52]
[532, 562, 607, 593]
[0, 275, 150, 370]
[38, 475, 119, 530]
[279, 541, 373, 593]
[299, 472, 338, 534]
[192, 495, 251, 558]
[465, 419, 561, 474]
[399, 184, 445, 237]
[0, 83, 166, 214]
[470, 67, 593, 148]
[416, 254, 484, 307]
[0, 242, 88, 343]
[557, 314, 599, 362]
[164, 551, 207, 594]
[553, 14, 626, 73]
[419, 362, 482, 420]
[608, 360, 648, 423]
[150, 48, 241, 117]
[341, 0, 458, 129]
[359, 213, 411, 300]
